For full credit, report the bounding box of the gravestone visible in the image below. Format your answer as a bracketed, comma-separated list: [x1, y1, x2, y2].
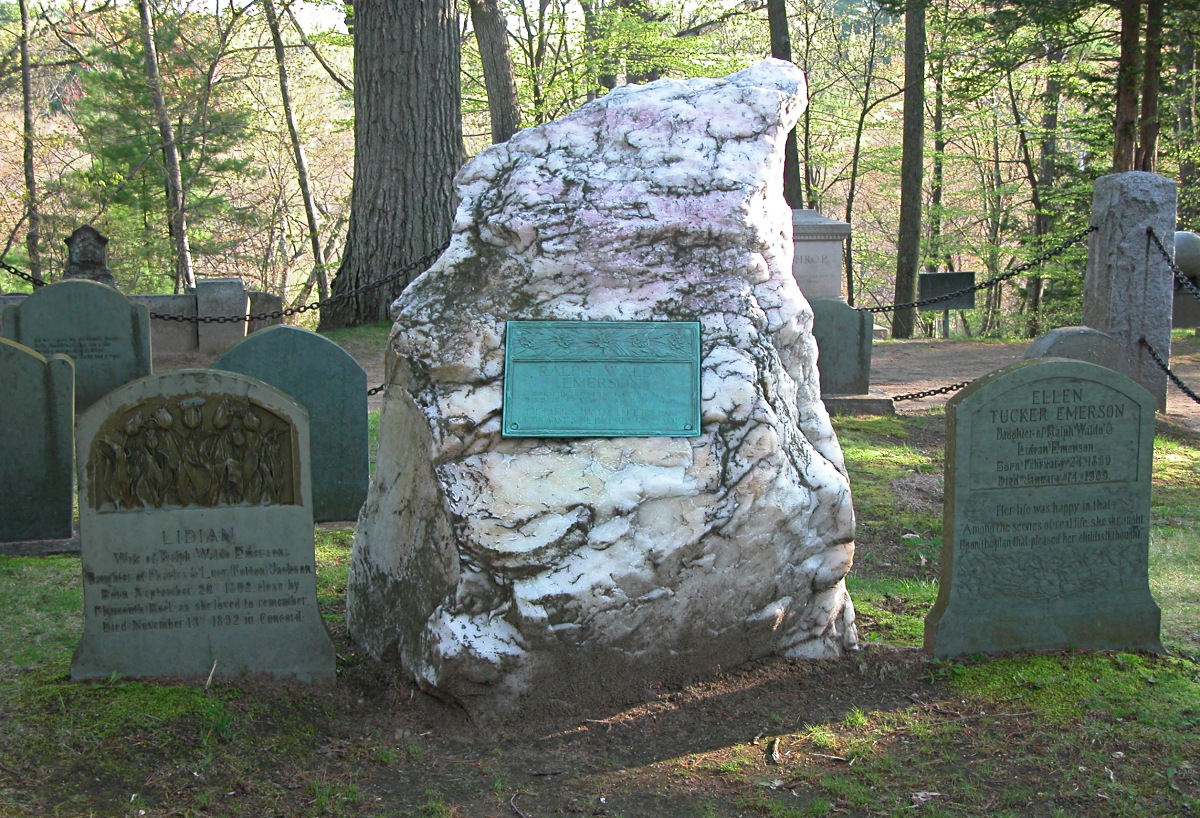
[1, 279, 151, 411]
[194, 278, 249, 353]
[0, 338, 74, 542]
[791, 210, 850, 301]
[71, 369, 336, 684]
[1025, 326, 1134, 380]
[214, 325, 368, 521]
[63, 225, 116, 289]
[811, 300, 873, 397]
[1173, 230, 1200, 330]
[926, 358, 1162, 658]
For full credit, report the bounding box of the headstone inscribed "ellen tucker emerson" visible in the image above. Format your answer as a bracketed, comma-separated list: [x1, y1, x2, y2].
[925, 359, 1162, 658]
[71, 370, 335, 684]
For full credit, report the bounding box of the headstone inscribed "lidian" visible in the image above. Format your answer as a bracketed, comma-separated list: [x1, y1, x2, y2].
[71, 370, 335, 684]
[214, 325, 368, 522]
[0, 338, 74, 542]
[925, 359, 1162, 658]
[1, 279, 151, 411]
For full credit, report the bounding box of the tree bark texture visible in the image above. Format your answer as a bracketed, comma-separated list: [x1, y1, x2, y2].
[1112, 0, 1141, 172]
[19, 0, 41, 281]
[1135, 0, 1164, 172]
[469, 0, 521, 144]
[891, 0, 924, 339]
[138, 0, 194, 293]
[319, 0, 461, 329]
[767, 0, 803, 208]
[264, 0, 328, 303]
[1176, 13, 1199, 228]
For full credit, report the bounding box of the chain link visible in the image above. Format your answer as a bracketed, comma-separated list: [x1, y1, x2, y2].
[859, 225, 1097, 315]
[890, 380, 972, 403]
[1139, 336, 1200, 405]
[150, 240, 451, 324]
[1146, 227, 1200, 305]
[0, 258, 46, 288]
[367, 383, 386, 396]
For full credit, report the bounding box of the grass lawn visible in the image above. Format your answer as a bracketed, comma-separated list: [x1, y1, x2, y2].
[1, 411, 1197, 817]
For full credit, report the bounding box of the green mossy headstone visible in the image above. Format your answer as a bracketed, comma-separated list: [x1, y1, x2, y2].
[71, 369, 336, 684]
[926, 358, 1162, 658]
[213, 325, 368, 522]
[811, 299, 872, 396]
[0, 338, 74, 542]
[1, 279, 150, 411]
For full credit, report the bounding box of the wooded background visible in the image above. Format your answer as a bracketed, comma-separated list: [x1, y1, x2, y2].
[1, 0, 1195, 336]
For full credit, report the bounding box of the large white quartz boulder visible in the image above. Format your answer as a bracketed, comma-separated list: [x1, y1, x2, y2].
[347, 59, 857, 719]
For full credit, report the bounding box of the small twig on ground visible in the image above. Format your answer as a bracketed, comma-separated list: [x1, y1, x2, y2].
[809, 752, 851, 763]
[204, 661, 218, 692]
[510, 791, 532, 818]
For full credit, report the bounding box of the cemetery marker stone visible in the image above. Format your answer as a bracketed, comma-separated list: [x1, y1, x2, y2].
[0, 338, 74, 542]
[71, 370, 336, 684]
[2, 279, 151, 411]
[926, 358, 1162, 657]
[214, 325, 368, 521]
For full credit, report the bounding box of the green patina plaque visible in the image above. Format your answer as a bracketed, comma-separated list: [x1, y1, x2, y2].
[503, 321, 701, 437]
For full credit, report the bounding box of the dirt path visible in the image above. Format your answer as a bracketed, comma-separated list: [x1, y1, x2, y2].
[871, 336, 1200, 436]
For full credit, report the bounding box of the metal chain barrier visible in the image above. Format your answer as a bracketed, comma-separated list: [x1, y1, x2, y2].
[0, 258, 46, 288]
[1140, 336, 1200, 405]
[150, 239, 451, 324]
[859, 225, 1097, 314]
[1146, 227, 1200, 304]
[367, 384, 386, 397]
[890, 380, 972, 403]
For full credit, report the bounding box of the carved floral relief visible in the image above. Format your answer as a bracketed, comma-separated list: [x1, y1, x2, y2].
[88, 394, 296, 511]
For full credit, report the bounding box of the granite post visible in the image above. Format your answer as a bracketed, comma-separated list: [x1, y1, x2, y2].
[1082, 172, 1176, 410]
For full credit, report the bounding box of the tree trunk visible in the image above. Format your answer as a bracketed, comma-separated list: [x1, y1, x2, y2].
[138, 0, 194, 293]
[469, 0, 521, 144]
[319, 0, 461, 329]
[927, 21, 945, 275]
[891, 0, 924, 339]
[264, 0, 328, 303]
[767, 0, 803, 209]
[1112, 0, 1141, 172]
[1135, 0, 1164, 171]
[19, 0, 41, 282]
[1176, 12, 1199, 228]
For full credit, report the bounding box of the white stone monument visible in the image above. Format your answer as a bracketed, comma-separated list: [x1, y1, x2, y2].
[348, 60, 858, 720]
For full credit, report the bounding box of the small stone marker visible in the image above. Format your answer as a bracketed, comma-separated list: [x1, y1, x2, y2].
[214, 325, 368, 522]
[1025, 326, 1134, 380]
[0, 338, 74, 542]
[63, 225, 116, 288]
[1, 279, 151, 411]
[811, 300, 873, 396]
[71, 369, 336, 684]
[926, 358, 1162, 657]
[194, 278, 249, 353]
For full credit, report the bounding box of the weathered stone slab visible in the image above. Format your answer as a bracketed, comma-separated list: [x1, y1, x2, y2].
[926, 358, 1162, 658]
[214, 325, 368, 522]
[791, 210, 849, 301]
[1, 279, 151, 411]
[0, 338, 74, 542]
[1025, 326, 1134, 380]
[63, 225, 116, 288]
[811, 300, 872, 396]
[1173, 231, 1200, 329]
[348, 60, 857, 720]
[1082, 172, 1176, 409]
[71, 369, 335, 684]
[918, 272, 976, 312]
[194, 278, 249, 353]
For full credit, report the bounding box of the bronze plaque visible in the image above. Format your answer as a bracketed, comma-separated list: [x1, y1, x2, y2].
[503, 321, 701, 437]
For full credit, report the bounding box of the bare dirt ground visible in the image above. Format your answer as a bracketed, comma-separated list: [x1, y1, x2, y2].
[870, 335, 1200, 437]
